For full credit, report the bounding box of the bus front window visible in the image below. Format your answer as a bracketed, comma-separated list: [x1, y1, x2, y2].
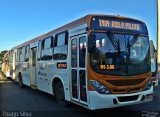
[90, 32, 150, 76]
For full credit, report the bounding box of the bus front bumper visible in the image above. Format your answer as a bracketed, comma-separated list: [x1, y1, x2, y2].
[88, 86, 153, 110]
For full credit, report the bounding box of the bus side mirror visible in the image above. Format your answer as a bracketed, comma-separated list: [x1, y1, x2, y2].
[88, 34, 96, 53]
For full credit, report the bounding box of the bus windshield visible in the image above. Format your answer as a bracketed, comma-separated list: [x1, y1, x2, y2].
[90, 32, 150, 76]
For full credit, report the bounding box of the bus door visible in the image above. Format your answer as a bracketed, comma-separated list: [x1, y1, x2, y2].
[30, 47, 37, 87]
[70, 34, 88, 104]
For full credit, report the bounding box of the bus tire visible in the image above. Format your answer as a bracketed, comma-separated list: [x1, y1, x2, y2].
[19, 73, 24, 88]
[55, 81, 68, 107]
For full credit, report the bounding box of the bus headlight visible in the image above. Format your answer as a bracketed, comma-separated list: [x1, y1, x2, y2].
[144, 80, 152, 91]
[90, 80, 111, 94]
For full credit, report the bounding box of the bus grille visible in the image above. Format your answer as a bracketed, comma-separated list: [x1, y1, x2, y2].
[118, 95, 139, 102]
[106, 78, 145, 86]
[112, 88, 141, 94]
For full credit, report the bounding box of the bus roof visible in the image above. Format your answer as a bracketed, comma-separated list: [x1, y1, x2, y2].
[11, 14, 146, 50]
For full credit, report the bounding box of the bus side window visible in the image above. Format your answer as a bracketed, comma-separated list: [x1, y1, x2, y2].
[19, 48, 22, 62]
[79, 36, 86, 68]
[9, 51, 13, 63]
[17, 49, 20, 62]
[71, 38, 77, 67]
[53, 32, 68, 60]
[37, 40, 42, 61]
[41, 37, 53, 61]
[25, 45, 30, 62]
[20, 46, 25, 62]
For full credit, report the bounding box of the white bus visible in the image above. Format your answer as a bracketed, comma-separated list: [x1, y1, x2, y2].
[9, 14, 153, 110]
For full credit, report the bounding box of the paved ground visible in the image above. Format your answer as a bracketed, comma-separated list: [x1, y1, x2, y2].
[0, 72, 160, 117]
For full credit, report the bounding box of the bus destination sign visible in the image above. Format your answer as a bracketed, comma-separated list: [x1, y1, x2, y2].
[99, 19, 140, 31]
[91, 16, 148, 34]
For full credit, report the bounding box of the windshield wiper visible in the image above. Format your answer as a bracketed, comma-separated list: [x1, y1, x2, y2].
[129, 35, 138, 47]
[107, 31, 119, 50]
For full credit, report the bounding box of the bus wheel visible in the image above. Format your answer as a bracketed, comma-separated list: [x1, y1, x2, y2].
[19, 73, 23, 88]
[55, 81, 68, 106]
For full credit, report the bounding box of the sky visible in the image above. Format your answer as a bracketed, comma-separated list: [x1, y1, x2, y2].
[0, 0, 157, 51]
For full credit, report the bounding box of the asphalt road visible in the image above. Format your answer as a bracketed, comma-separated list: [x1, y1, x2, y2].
[0, 72, 160, 117]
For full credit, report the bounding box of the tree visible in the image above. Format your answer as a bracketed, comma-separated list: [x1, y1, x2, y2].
[1, 50, 8, 55]
[0, 53, 3, 58]
[0, 50, 8, 63]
